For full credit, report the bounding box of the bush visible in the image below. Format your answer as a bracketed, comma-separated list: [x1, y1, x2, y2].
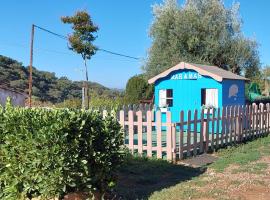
[125, 75, 153, 104]
[55, 98, 82, 109]
[0, 103, 124, 199]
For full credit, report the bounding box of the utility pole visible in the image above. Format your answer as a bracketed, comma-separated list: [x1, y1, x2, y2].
[28, 24, 35, 107]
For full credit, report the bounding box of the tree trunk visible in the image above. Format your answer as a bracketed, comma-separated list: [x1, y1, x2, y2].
[84, 58, 90, 109]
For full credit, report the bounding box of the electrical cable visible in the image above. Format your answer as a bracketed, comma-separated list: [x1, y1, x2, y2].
[33, 24, 140, 60]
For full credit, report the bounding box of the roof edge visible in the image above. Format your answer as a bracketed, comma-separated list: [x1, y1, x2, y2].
[0, 85, 27, 96]
[148, 62, 184, 84]
[148, 62, 249, 84]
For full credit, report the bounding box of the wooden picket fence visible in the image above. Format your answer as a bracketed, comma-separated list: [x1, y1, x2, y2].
[117, 103, 270, 161]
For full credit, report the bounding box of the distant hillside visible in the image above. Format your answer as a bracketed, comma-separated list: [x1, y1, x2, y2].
[0, 55, 121, 103]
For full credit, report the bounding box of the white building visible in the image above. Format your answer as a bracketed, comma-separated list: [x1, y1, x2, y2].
[0, 85, 26, 107]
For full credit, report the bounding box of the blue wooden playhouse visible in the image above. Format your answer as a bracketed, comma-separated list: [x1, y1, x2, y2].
[148, 62, 249, 122]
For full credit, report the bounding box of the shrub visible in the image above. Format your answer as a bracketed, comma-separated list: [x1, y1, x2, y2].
[125, 74, 153, 104]
[0, 104, 124, 199]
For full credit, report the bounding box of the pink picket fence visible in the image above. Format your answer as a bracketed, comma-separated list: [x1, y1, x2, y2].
[118, 103, 270, 161]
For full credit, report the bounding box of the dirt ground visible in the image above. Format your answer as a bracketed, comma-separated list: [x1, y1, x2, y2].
[190, 156, 270, 200]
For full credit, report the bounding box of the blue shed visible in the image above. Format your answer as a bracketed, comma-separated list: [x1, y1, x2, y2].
[148, 62, 249, 122]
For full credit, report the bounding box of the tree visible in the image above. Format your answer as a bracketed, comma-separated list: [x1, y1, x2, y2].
[261, 66, 270, 96]
[61, 10, 98, 109]
[125, 75, 153, 104]
[143, 0, 261, 80]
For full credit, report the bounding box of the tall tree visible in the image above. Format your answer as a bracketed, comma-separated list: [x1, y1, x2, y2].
[143, 0, 261, 80]
[61, 10, 98, 109]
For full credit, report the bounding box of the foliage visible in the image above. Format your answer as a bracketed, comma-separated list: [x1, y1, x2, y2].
[55, 98, 82, 109]
[261, 66, 270, 96]
[124, 75, 153, 104]
[55, 91, 126, 110]
[62, 10, 99, 109]
[143, 0, 261, 81]
[90, 95, 125, 110]
[0, 55, 121, 104]
[61, 10, 98, 60]
[0, 105, 124, 199]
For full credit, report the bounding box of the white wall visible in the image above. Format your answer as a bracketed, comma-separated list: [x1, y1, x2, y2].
[0, 88, 26, 106]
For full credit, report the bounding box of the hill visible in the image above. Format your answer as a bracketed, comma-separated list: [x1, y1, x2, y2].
[0, 55, 121, 103]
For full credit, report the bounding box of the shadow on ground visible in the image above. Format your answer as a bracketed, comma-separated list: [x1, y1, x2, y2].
[114, 156, 207, 199]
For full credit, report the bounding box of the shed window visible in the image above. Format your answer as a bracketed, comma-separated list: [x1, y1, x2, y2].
[201, 88, 218, 108]
[159, 89, 173, 107]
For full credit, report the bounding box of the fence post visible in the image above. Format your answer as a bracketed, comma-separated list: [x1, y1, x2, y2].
[237, 106, 241, 142]
[119, 110, 125, 127]
[242, 105, 245, 140]
[187, 110, 191, 157]
[259, 104, 263, 136]
[246, 105, 248, 139]
[199, 109, 204, 153]
[166, 111, 172, 161]
[172, 123, 176, 162]
[229, 106, 233, 144]
[146, 110, 152, 158]
[137, 110, 143, 155]
[266, 103, 270, 135]
[221, 107, 225, 147]
[225, 106, 229, 145]
[263, 104, 268, 135]
[128, 110, 134, 154]
[205, 108, 210, 152]
[216, 108, 220, 149]
[256, 104, 260, 137]
[252, 104, 256, 138]
[119, 110, 125, 147]
[156, 110, 162, 159]
[230, 106, 234, 143]
[193, 109, 198, 156]
[262, 103, 266, 135]
[180, 111, 184, 159]
[247, 105, 251, 139]
[211, 108, 216, 149]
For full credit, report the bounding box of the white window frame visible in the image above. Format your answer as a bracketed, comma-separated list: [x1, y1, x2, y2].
[159, 89, 173, 108]
[205, 88, 218, 108]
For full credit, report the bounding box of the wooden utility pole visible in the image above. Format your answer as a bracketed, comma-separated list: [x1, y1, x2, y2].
[28, 24, 35, 107]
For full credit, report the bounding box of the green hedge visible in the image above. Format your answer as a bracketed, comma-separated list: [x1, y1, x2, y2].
[0, 102, 124, 199]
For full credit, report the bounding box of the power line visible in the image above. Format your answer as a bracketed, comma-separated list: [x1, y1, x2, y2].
[33, 24, 140, 60]
[98, 48, 140, 60]
[34, 25, 67, 40]
[0, 42, 73, 56]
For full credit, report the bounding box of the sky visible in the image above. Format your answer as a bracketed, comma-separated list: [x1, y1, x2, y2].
[0, 0, 269, 89]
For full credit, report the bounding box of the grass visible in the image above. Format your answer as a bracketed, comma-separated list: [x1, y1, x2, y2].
[115, 156, 204, 199]
[210, 135, 270, 172]
[232, 162, 268, 174]
[115, 135, 270, 200]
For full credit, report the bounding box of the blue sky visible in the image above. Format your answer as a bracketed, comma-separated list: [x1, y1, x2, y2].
[0, 0, 269, 89]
